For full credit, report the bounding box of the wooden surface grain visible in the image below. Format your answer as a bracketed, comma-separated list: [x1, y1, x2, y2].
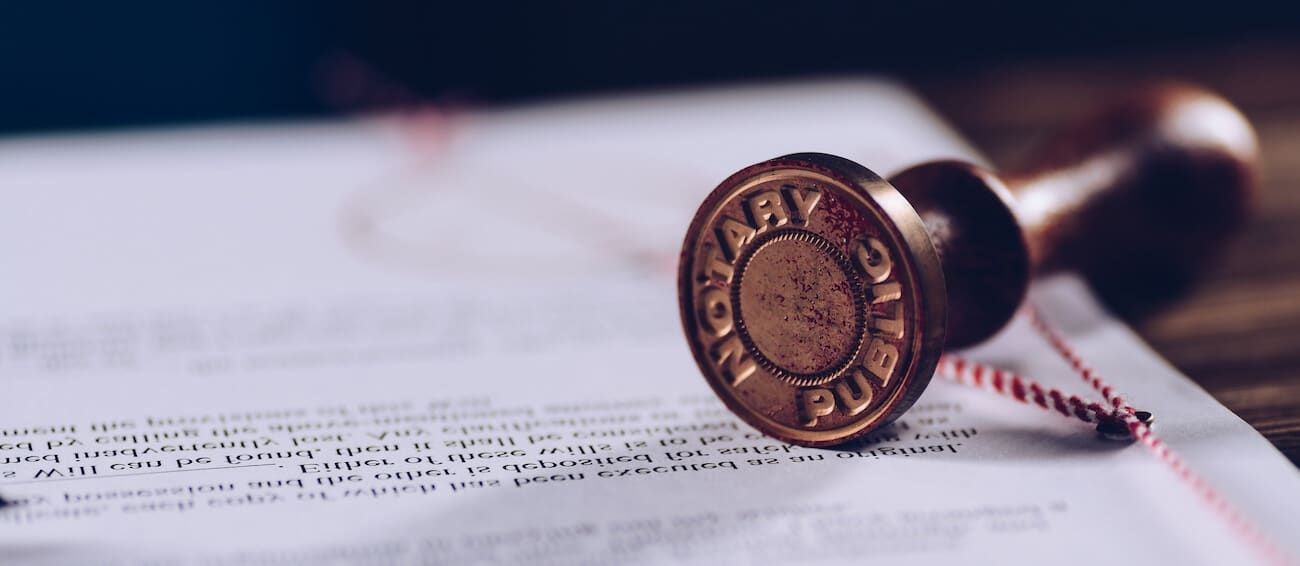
[911, 41, 1300, 463]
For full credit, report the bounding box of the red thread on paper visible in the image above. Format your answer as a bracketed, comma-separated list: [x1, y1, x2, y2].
[936, 307, 1290, 566]
[935, 355, 1117, 426]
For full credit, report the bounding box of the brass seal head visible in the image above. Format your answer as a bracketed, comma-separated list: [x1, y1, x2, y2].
[678, 153, 946, 447]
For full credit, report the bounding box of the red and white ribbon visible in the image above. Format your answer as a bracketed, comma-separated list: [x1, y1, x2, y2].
[935, 306, 1291, 566]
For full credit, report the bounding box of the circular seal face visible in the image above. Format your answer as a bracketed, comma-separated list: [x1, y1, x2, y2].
[678, 153, 947, 447]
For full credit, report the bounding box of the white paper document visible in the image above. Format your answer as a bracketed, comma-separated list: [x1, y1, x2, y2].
[0, 80, 1296, 565]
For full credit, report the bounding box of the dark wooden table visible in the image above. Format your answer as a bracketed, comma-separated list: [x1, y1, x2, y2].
[912, 41, 1300, 464]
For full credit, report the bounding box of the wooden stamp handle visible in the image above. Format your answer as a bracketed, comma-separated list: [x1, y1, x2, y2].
[889, 83, 1259, 348]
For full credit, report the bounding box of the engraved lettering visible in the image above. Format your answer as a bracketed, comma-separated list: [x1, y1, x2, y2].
[870, 300, 904, 338]
[855, 237, 892, 283]
[799, 388, 835, 426]
[715, 217, 757, 261]
[744, 190, 789, 233]
[783, 185, 822, 224]
[862, 338, 899, 384]
[712, 334, 757, 386]
[833, 369, 875, 416]
[696, 242, 734, 284]
[869, 281, 902, 304]
[697, 287, 733, 337]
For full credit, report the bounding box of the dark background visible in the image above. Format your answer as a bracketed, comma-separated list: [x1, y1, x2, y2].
[3, 1, 1300, 134]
